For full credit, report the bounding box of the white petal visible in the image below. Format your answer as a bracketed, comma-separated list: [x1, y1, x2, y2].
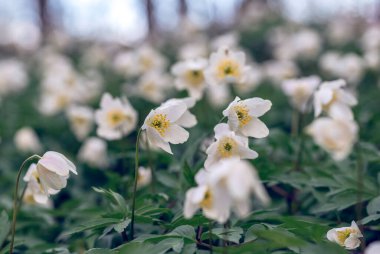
[328, 103, 354, 120]
[344, 235, 361, 250]
[241, 117, 269, 138]
[214, 123, 231, 139]
[244, 98, 272, 117]
[146, 127, 172, 154]
[176, 111, 197, 128]
[159, 101, 187, 122]
[327, 229, 338, 242]
[163, 124, 189, 144]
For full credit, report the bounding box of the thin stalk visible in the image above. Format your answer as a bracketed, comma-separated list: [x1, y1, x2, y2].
[130, 128, 142, 240]
[9, 154, 41, 254]
[209, 220, 213, 254]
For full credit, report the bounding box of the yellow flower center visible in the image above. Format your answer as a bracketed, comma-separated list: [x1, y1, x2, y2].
[184, 70, 205, 87]
[107, 110, 126, 127]
[73, 116, 88, 126]
[200, 189, 213, 209]
[140, 56, 153, 70]
[322, 91, 338, 111]
[23, 192, 36, 204]
[336, 228, 354, 245]
[217, 137, 238, 158]
[217, 59, 240, 80]
[149, 113, 170, 136]
[234, 104, 251, 127]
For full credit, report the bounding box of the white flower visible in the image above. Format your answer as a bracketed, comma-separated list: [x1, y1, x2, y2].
[211, 32, 239, 50]
[365, 241, 380, 254]
[234, 66, 262, 94]
[14, 127, 42, 154]
[137, 71, 171, 103]
[361, 25, 380, 51]
[0, 59, 28, 97]
[282, 76, 320, 112]
[184, 158, 269, 223]
[222, 97, 271, 139]
[306, 117, 358, 161]
[264, 60, 299, 85]
[204, 46, 251, 87]
[206, 84, 231, 108]
[95, 93, 138, 140]
[179, 41, 208, 60]
[23, 163, 55, 206]
[137, 167, 152, 188]
[135, 45, 167, 74]
[314, 79, 357, 120]
[66, 105, 94, 140]
[171, 58, 208, 100]
[327, 221, 363, 250]
[78, 137, 108, 168]
[205, 123, 258, 168]
[36, 151, 77, 195]
[142, 99, 194, 154]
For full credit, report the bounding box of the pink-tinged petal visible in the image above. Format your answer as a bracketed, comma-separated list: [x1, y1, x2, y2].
[41, 151, 77, 175]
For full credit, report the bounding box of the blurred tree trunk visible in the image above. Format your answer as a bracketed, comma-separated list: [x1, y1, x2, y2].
[145, 0, 155, 43]
[179, 0, 187, 17]
[37, 0, 51, 40]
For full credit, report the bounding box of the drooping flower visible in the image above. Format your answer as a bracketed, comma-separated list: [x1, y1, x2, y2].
[222, 97, 272, 139]
[314, 79, 357, 120]
[306, 117, 358, 161]
[171, 58, 208, 100]
[78, 137, 108, 168]
[204, 46, 251, 87]
[327, 221, 363, 250]
[205, 123, 258, 168]
[95, 93, 137, 140]
[35, 151, 77, 195]
[142, 99, 194, 154]
[282, 76, 320, 112]
[137, 167, 152, 188]
[184, 158, 269, 223]
[14, 127, 42, 154]
[23, 163, 55, 206]
[66, 105, 94, 140]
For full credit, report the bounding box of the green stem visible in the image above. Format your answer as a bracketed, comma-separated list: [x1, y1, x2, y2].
[130, 128, 142, 240]
[209, 220, 213, 254]
[9, 154, 41, 254]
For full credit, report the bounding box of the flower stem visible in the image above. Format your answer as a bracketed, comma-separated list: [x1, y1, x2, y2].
[9, 154, 41, 254]
[130, 128, 142, 240]
[209, 220, 213, 254]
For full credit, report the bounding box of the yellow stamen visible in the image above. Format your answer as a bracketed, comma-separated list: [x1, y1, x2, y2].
[200, 189, 213, 209]
[107, 110, 126, 127]
[336, 228, 354, 245]
[184, 69, 205, 87]
[216, 59, 241, 80]
[149, 113, 170, 136]
[234, 104, 251, 127]
[217, 137, 238, 158]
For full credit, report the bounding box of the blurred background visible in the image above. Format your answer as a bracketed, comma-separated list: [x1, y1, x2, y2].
[1, 0, 380, 49]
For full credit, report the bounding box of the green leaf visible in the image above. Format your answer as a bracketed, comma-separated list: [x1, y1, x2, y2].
[0, 211, 10, 246]
[93, 187, 128, 214]
[360, 214, 380, 225]
[202, 227, 243, 244]
[85, 249, 115, 254]
[183, 162, 196, 187]
[113, 218, 131, 233]
[367, 196, 380, 215]
[62, 217, 121, 236]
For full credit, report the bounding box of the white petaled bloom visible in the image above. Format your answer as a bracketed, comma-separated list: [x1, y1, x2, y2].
[0, 59, 28, 97]
[14, 127, 42, 154]
[36, 151, 77, 195]
[282, 76, 321, 112]
[327, 221, 363, 250]
[137, 71, 171, 103]
[78, 137, 108, 168]
[184, 158, 270, 223]
[204, 46, 251, 87]
[211, 32, 239, 50]
[222, 97, 272, 138]
[142, 99, 194, 154]
[314, 79, 357, 120]
[205, 123, 258, 168]
[365, 241, 380, 254]
[306, 117, 358, 161]
[264, 60, 299, 85]
[171, 58, 208, 100]
[137, 167, 152, 188]
[66, 105, 94, 140]
[95, 93, 138, 140]
[135, 45, 167, 74]
[23, 163, 55, 206]
[234, 66, 262, 94]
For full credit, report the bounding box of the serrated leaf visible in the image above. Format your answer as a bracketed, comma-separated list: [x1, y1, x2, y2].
[62, 217, 121, 236]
